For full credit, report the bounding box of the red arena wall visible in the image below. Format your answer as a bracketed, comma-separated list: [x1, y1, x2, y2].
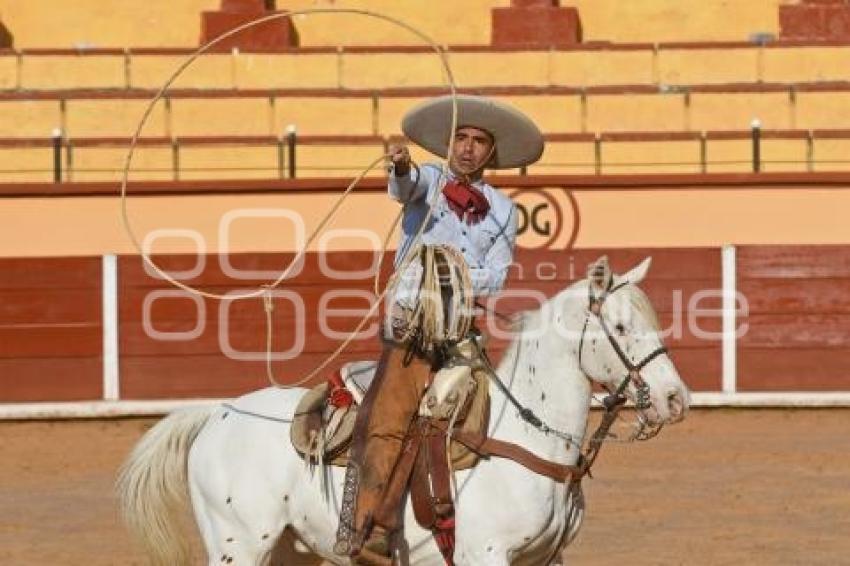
[2, 244, 848, 404]
[0, 257, 103, 401]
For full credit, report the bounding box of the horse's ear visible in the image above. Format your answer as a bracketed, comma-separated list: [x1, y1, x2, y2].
[587, 255, 612, 291]
[622, 256, 652, 285]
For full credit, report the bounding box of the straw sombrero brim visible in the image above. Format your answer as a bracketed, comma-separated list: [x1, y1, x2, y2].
[401, 95, 544, 169]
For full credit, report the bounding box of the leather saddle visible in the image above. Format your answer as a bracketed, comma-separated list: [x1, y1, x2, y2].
[290, 359, 490, 471]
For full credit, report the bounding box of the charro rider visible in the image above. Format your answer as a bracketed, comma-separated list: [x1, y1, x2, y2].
[336, 94, 544, 563]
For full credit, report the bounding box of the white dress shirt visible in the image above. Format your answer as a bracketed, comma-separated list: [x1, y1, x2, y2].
[387, 162, 517, 308]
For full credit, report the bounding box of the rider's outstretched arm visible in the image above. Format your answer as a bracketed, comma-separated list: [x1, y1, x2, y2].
[388, 163, 433, 204]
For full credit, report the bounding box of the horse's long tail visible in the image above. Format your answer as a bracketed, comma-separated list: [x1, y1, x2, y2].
[116, 405, 217, 565]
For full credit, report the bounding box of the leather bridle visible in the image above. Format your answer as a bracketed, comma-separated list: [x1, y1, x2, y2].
[457, 275, 673, 485]
[578, 278, 668, 411]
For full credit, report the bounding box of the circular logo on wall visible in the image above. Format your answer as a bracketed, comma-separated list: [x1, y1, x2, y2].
[507, 188, 577, 250]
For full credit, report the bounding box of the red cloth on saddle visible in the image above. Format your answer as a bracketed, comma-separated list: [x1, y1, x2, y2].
[327, 370, 354, 408]
[442, 180, 490, 225]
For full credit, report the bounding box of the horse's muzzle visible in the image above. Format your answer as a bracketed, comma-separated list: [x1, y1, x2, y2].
[666, 387, 688, 423]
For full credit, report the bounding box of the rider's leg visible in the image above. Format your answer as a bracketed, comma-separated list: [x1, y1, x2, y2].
[347, 340, 432, 556]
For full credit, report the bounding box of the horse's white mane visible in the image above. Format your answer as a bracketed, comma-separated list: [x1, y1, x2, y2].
[504, 276, 660, 337]
[624, 283, 660, 331]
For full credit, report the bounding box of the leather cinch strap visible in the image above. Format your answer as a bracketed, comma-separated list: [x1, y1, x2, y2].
[429, 421, 579, 483]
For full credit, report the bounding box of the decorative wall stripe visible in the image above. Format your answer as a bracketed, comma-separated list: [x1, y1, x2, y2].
[722, 244, 737, 394]
[102, 253, 120, 401]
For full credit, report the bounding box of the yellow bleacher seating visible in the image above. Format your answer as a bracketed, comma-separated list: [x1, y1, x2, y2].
[491, 95, 582, 136]
[0, 54, 17, 90]
[585, 93, 688, 132]
[291, 142, 388, 178]
[762, 47, 850, 84]
[812, 138, 850, 172]
[339, 52, 448, 90]
[235, 52, 339, 89]
[0, 0, 790, 50]
[795, 91, 850, 131]
[376, 96, 427, 137]
[19, 55, 126, 90]
[0, 100, 62, 138]
[178, 144, 279, 181]
[68, 146, 174, 182]
[704, 139, 752, 173]
[64, 99, 169, 139]
[129, 54, 234, 90]
[170, 97, 274, 137]
[0, 147, 54, 182]
[273, 97, 374, 136]
[447, 52, 551, 89]
[6, 45, 850, 94]
[280, 0, 496, 47]
[527, 140, 596, 176]
[688, 92, 793, 132]
[571, 0, 782, 44]
[173, 141, 387, 180]
[657, 48, 759, 85]
[549, 50, 655, 87]
[0, 0, 216, 49]
[761, 138, 809, 173]
[599, 139, 702, 175]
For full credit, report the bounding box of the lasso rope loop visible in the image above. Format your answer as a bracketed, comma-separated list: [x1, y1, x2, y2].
[261, 285, 274, 314]
[120, 9, 460, 388]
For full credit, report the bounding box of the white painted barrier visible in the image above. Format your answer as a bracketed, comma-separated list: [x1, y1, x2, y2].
[2, 393, 850, 420]
[102, 253, 120, 402]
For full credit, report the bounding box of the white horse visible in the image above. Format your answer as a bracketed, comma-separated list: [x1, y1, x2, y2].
[118, 256, 690, 565]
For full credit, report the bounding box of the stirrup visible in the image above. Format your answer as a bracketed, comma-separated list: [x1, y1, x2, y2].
[333, 539, 353, 556]
[349, 526, 393, 565]
[360, 528, 391, 557]
[352, 545, 394, 566]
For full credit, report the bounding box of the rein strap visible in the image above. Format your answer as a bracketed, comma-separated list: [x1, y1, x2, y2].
[428, 420, 580, 483]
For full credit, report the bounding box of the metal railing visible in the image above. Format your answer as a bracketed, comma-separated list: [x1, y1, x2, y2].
[5, 126, 850, 182]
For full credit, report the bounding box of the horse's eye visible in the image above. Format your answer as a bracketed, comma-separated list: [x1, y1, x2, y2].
[614, 323, 626, 335]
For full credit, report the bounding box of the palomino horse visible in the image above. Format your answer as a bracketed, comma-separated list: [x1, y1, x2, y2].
[118, 256, 690, 565]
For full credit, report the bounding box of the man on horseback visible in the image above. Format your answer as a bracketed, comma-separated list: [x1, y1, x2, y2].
[336, 94, 544, 564]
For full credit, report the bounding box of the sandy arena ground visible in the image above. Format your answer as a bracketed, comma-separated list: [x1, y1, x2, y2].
[0, 408, 848, 565]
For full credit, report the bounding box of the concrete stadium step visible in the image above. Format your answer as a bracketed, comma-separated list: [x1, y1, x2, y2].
[0, 0, 787, 50]
[3, 84, 850, 140]
[4, 43, 850, 92]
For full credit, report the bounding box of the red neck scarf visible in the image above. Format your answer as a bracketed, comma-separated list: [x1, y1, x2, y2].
[442, 180, 490, 225]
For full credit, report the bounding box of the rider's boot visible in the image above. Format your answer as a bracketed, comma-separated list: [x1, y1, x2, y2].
[352, 525, 394, 565]
[336, 340, 432, 561]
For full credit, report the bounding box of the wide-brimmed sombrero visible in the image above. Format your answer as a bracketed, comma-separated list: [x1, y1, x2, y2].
[401, 94, 544, 169]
